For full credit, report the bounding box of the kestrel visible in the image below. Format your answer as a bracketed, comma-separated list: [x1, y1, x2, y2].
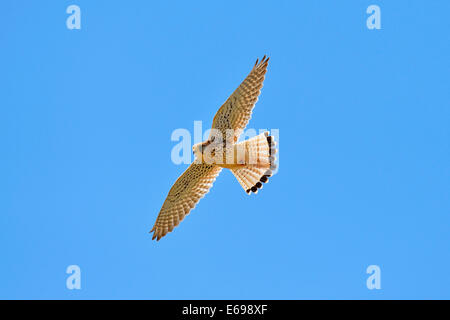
[150, 56, 277, 240]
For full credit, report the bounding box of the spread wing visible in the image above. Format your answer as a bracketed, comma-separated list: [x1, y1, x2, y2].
[150, 163, 222, 241]
[211, 55, 269, 141]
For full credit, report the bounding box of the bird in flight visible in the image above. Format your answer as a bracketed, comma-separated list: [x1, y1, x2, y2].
[150, 56, 277, 240]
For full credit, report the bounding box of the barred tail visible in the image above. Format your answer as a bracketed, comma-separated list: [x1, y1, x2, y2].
[231, 132, 277, 194]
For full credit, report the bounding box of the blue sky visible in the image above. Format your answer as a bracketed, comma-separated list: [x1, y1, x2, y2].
[1, 0, 449, 299]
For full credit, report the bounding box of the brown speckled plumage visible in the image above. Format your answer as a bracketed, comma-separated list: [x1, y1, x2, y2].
[150, 56, 276, 241]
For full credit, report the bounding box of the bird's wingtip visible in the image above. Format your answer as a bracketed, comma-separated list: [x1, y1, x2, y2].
[254, 55, 270, 68]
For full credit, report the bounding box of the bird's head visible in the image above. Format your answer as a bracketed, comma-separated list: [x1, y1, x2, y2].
[192, 142, 203, 159]
[193, 139, 215, 160]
